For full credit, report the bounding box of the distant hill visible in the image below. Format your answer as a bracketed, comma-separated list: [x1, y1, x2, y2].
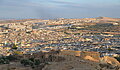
[96, 17, 120, 21]
[96, 17, 113, 19]
[0, 19, 40, 24]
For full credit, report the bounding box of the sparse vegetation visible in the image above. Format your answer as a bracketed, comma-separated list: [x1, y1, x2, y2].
[11, 44, 18, 49]
[0, 56, 9, 64]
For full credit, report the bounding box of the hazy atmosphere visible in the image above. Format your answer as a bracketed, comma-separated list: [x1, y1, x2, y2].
[0, 0, 120, 19]
[0, 0, 120, 70]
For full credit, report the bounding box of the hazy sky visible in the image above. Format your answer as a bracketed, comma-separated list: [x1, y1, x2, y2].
[0, 0, 120, 19]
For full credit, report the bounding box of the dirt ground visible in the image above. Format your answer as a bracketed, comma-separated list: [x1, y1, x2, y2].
[0, 55, 120, 70]
[42, 55, 116, 70]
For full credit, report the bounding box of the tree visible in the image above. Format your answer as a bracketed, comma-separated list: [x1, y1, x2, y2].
[11, 44, 18, 49]
[34, 59, 40, 65]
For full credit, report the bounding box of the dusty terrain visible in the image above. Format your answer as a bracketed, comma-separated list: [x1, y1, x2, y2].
[43, 52, 120, 70]
[0, 51, 120, 70]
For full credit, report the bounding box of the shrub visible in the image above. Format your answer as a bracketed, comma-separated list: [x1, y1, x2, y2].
[114, 57, 120, 62]
[34, 59, 40, 65]
[20, 58, 41, 68]
[0, 56, 10, 64]
[6, 55, 17, 61]
[20, 59, 31, 66]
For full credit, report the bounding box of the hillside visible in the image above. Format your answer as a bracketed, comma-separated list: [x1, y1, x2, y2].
[0, 50, 120, 70]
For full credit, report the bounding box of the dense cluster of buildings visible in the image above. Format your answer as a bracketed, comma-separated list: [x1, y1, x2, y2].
[0, 17, 120, 58]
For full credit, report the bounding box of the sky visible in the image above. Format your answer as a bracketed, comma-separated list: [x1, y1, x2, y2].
[0, 0, 120, 19]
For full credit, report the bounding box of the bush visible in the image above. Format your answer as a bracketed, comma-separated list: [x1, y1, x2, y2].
[11, 44, 18, 49]
[0, 59, 4, 64]
[34, 59, 40, 65]
[20, 58, 41, 68]
[6, 55, 17, 61]
[29, 58, 34, 62]
[20, 59, 31, 66]
[0, 56, 10, 64]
